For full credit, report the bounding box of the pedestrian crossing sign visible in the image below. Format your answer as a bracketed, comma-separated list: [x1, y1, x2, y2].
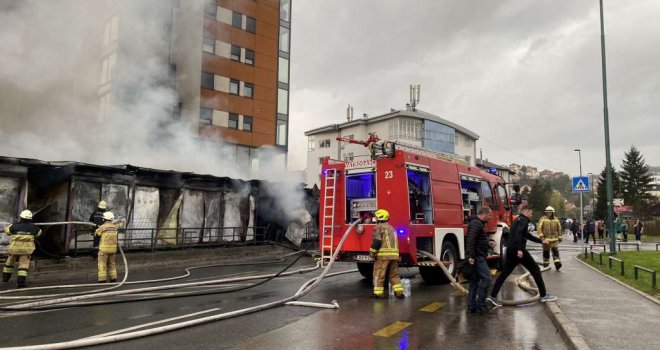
[572, 176, 590, 192]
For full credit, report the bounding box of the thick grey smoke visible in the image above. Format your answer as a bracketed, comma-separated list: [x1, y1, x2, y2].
[0, 0, 264, 180]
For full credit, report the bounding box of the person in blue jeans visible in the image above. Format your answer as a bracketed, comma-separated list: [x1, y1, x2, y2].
[466, 207, 493, 315]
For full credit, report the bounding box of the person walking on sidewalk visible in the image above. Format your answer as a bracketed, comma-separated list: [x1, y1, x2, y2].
[487, 204, 557, 308]
[583, 218, 596, 244]
[466, 207, 493, 314]
[96, 212, 122, 283]
[2, 210, 42, 288]
[538, 206, 563, 270]
[369, 209, 404, 299]
[633, 219, 644, 243]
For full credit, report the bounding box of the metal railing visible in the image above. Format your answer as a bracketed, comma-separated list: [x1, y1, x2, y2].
[617, 242, 640, 251]
[608, 256, 624, 276]
[633, 265, 657, 289]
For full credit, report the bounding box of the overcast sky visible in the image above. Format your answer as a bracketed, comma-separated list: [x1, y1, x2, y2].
[288, 0, 660, 178]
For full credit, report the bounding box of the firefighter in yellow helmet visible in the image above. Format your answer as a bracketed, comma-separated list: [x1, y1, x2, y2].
[538, 206, 563, 270]
[3, 210, 42, 288]
[96, 211, 121, 283]
[369, 209, 404, 299]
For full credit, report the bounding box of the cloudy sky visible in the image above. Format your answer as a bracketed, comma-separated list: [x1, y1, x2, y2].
[288, 0, 660, 177]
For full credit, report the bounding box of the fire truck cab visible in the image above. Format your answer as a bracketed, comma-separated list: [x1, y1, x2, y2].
[319, 137, 513, 284]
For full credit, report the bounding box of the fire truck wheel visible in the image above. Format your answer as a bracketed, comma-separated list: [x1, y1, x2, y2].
[419, 241, 457, 285]
[356, 262, 374, 281]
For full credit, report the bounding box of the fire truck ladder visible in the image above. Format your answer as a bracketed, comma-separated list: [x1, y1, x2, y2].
[320, 169, 338, 266]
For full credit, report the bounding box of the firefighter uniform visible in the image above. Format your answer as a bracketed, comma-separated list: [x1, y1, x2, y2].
[96, 214, 120, 283]
[538, 207, 562, 270]
[3, 211, 42, 288]
[369, 210, 404, 299]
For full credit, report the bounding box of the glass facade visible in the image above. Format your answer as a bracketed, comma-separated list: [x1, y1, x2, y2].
[423, 121, 455, 153]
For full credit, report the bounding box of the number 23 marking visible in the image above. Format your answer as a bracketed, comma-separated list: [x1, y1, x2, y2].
[384, 171, 394, 179]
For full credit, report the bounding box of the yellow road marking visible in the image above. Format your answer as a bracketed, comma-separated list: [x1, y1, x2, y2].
[373, 321, 412, 337]
[419, 301, 446, 313]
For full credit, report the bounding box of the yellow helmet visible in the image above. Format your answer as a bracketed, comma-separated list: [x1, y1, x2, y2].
[545, 206, 555, 213]
[102, 211, 115, 221]
[375, 209, 389, 221]
[98, 201, 108, 209]
[19, 210, 33, 220]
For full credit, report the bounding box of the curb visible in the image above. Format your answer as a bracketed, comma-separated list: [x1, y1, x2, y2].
[573, 255, 660, 306]
[543, 302, 590, 350]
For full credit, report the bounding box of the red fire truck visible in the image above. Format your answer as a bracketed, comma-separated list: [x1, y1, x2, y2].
[319, 135, 515, 284]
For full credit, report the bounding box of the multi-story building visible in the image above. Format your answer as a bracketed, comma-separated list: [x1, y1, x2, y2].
[650, 166, 660, 198]
[304, 106, 479, 186]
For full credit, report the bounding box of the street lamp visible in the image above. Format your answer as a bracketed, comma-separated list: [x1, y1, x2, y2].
[574, 149, 583, 237]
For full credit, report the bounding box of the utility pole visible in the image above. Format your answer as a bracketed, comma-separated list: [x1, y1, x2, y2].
[599, 0, 616, 254]
[574, 149, 584, 238]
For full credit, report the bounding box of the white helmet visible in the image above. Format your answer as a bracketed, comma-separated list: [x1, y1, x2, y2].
[98, 201, 108, 209]
[545, 206, 555, 213]
[102, 212, 115, 221]
[19, 210, 33, 220]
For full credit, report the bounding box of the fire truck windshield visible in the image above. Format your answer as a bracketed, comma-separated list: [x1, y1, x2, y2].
[346, 172, 377, 223]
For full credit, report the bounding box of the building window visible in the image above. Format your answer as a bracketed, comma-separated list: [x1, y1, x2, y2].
[243, 116, 252, 132]
[399, 119, 422, 141]
[344, 152, 354, 162]
[277, 88, 288, 114]
[319, 156, 329, 165]
[203, 37, 215, 54]
[319, 139, 331, 148]
[201, 72, 214, 89]
[246, 16, 256, 33]
[244, 83, 254, 98]
[278, 57, 289, 84]
[276, 120, 287, 146]
[279, 27, 290, 53]
[228, 113, 238, 129]
[204, 3, 217, 18]
[232, 12, 242, 28]
[245, 49, 255, 65]
[308, 139, 316, 151]
[280, 0, 290, 22]
[200, 107, 212, 124]
[231, 45, 240, 61]
[229, 79, 239, 95]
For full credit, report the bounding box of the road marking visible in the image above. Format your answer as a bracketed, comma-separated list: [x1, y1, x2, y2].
[82, 308, 221, 339]
[419, 301, 446, 313]
[373, 321, 412, 337]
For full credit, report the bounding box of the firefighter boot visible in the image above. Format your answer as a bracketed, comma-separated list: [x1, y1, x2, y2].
[17, 276, 26, 289]
[2, 272, 11, 283]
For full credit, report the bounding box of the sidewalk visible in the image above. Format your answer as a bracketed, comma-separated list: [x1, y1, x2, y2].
[532, 246, 660, 350]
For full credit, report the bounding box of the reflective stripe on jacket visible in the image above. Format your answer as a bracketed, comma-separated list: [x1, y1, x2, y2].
[5, 222, 42, 255]
[538, 216, 561, 241]
[371, 223, 399, 260]
[96, 222, 120, 254]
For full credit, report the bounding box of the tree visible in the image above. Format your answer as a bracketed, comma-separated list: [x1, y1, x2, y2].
[527, 180, 552, 221]
[594, 165, 621, 220]
[619, 146, 654, 217]
[549, 190, 566, 217]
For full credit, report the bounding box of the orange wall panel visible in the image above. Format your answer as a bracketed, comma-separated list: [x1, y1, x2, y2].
[256, 3, 279, 26]
[255, 52, 276, 71]
[214, 92, 229, 111]
[229, 95, 254, 116]
[215, 22, 232, 42]
[215, 56, 231, 76]
[252, 132, 276, 147]
[256, 22, 278, 41]
[254, 85, 276, 104]
[257, 0, 279, 10]
[230, 62, 255, 83]
[202, 53, 217, 72]
[232, 0, 256, 17]
[253, 100, 276, 118]
[254, 67, 276, 88]
[231, 28, 255, 50]
[255, 35, 277, 57]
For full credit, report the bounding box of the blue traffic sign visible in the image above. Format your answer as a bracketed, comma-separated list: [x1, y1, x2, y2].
[572, 176, 590, 192]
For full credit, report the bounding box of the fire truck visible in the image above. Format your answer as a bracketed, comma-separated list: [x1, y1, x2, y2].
[319, 134, 516, 284]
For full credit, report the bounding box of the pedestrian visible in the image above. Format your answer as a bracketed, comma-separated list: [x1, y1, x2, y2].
[571, 219, 580, 243]
[466, 207, 493, 314]
[583, 218, 596, 244]
[487, 204, 557, 308]
[597, 220, 605, 240]
[621, 220, 629, 242]
[369, 209, 404, 299]
[538, 206, 563, 270]
[633, 219, 644, 243]
[614, 216, 622, 241]
[96, 211, 121, 283]
[563, 219, 572, 239]
[89, 200, 108, 255]
[2, 210, 42, 288]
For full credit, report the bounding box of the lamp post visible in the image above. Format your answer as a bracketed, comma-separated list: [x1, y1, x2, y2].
[588, 172, 596, 216]
[574, 149, 583, 238]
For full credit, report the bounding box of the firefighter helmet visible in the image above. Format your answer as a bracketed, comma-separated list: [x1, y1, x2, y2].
[19, 210, 33, 220]
[545, 206, 555, 213]
[375, 209, 389, 221]
[98, 201, 108, 209]
[102, 211, 115, 221]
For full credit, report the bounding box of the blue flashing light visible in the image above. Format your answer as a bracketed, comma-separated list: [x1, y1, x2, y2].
[397, 228, 406, 236]
[489, 167, 498, 175]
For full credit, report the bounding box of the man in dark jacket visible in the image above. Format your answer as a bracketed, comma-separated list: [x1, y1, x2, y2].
[487, 204, 557, 307]
[466, 207, 492, 314]
[583, 218, 596, 244]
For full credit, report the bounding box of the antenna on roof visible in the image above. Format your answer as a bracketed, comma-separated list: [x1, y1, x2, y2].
[409, 84, 420, 111]
[346, 104, 353, 122]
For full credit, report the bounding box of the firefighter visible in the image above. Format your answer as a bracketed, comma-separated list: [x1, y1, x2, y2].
[89, 200, 108, 254]
[538, 206, 563, 270]
[96, 211, 121, 283]
[369, 209, 404, 299]
[3, 210, 42, 288]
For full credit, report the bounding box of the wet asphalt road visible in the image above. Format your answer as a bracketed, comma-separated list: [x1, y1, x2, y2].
[0, 255, 567, 350]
